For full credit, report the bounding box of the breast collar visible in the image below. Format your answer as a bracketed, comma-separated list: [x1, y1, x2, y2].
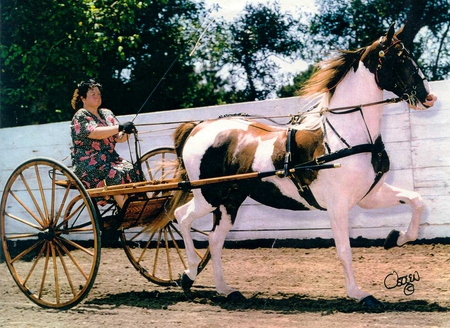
[284, 128, 389, 210]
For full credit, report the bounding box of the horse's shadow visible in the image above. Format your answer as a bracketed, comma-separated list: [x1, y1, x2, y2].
[85, 288, 449, 314]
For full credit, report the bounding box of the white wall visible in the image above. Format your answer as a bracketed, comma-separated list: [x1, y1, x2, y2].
[1, 80, 449, 241]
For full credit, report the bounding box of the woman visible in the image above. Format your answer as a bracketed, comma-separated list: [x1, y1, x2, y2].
[70, 79, 141, 209]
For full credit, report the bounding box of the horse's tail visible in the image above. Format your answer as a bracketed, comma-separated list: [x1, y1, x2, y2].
[173, 122, 197, 159]
[147, 122, 197, 233]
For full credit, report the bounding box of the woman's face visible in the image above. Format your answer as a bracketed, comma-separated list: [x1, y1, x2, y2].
[82, 86, 102, 110]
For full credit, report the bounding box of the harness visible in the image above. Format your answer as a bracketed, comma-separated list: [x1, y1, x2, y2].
[284, 106, 391, 211]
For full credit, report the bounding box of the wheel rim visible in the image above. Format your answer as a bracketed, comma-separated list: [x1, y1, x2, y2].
[120, 147, 211, 286]
[0, 158, 100, 309]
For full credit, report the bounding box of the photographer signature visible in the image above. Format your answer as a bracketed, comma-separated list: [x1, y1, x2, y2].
[384, 270, 420, 296]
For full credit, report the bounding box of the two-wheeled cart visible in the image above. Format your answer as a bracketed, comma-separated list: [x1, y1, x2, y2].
[1, 146, 337, 310]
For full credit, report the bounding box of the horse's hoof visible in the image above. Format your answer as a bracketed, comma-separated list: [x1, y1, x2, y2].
[226, 291, 246, 301]
[359, 295, 384, 308]
[180, 273, 194, 296]
[384, 229, 400, 250]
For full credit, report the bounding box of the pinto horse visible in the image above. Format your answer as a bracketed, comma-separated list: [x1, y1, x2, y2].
[173, 24, 437, 306]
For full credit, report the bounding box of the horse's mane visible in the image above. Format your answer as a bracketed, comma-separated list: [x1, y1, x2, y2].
[299, 48, 366, 98]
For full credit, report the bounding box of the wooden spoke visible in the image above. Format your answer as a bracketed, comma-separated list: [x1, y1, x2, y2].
[4, 211, 43, 231]
[167, 223, 187, 269]
[1, 158, 100, 309]
[10, 240, 44, 264]
[23, 243, 47, 285]
[38, 243, 51, 299]
[121, 147, 211, 286]
[34, 164, 50, 224]
[9, 190, 45, 228]
[55, 245, 77, 296]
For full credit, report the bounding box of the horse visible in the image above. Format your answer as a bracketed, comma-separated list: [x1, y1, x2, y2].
[172, 23, 437, 307]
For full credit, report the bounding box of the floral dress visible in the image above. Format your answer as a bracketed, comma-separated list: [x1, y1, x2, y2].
[70, 108, 141, 202]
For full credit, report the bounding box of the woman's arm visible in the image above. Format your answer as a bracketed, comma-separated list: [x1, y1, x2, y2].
[88, 126, 131, 142]
[88, 125, 120, 140]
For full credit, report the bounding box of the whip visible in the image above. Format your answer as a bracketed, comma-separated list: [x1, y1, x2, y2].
[132, 16, 215, 123]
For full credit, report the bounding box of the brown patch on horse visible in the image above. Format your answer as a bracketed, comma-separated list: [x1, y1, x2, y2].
[247, 121, 286, 133]
[291, 128, 325, 184]
[202, 128, 263, 178]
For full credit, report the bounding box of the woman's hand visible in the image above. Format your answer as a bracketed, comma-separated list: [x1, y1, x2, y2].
[119, 121, 137, 134]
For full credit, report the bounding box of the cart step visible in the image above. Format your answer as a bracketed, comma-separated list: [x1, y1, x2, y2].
[119, 196, 172, 229]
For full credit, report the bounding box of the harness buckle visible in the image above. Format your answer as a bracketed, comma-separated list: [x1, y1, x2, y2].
[315, 158, 325, 165]
[284, 152, 291, 177]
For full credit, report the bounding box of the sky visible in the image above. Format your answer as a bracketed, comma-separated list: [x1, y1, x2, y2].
[202, 0, 317, 20]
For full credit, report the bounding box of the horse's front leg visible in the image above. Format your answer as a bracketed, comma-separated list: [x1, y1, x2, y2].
[358, 182, 424, 248]
[327, 205, 374, 303]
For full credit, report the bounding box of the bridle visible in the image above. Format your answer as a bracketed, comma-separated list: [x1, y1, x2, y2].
[374, 37, 428, 108]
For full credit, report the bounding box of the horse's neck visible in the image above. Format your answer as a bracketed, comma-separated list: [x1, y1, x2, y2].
[324, 62, 384, 150]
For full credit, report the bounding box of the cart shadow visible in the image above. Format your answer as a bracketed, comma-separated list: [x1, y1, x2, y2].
[85, 289, 450, 314]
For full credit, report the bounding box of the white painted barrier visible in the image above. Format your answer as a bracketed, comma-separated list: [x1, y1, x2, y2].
[1, 80, 449, 241]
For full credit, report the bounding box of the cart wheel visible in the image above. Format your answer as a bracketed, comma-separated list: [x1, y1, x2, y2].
[0, 157, 100, 309]
[120, 147, 211, 286]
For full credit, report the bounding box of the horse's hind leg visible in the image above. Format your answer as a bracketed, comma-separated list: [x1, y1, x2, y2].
[175, 196, 214, 285]
[358, 182, 424, 248]
[208, 205, 244, 300]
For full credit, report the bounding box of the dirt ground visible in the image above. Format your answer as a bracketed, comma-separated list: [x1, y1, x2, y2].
[1, 243, 449, 328]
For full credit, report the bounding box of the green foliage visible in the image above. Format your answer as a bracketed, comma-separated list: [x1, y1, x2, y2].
[226, 2, 305, 100]
[279, 0, 450, 98]
[1, 0, 95, 126]
[306, 0, 450, 81]
[0, 0, 214, 127]
[277, 65, 316, 98]
[1, 0, 449, 127]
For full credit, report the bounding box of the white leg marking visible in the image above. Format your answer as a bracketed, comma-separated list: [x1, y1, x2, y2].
[175, 195, 215, 280]
[209, 205, 236, 296]
[328, 205, 370, 301]
[359, 182, 424, 246]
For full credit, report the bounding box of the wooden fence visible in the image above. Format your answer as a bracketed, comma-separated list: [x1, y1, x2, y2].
[1, 80, 449, 241]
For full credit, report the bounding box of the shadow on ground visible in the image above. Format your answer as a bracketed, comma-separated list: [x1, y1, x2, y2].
[85, 288, 450, 314]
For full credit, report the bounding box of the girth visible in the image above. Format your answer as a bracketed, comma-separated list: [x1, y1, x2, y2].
[285, 129, 390, 210]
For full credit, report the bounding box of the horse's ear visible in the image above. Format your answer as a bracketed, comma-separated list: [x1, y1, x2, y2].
[395, 25, 405, 39]
[385, 23, 396, 44]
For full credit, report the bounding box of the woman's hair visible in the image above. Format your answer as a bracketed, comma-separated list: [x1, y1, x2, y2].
[71, 79, 103, 110]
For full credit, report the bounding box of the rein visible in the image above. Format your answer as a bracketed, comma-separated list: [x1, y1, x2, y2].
[319, 96, 402, 114]
[133, 97, 403, 131]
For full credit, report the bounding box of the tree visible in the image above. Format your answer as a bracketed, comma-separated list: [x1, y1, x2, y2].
[225, 2, 305, 101]
[306, 0, 450, 81]
[1, 0, 98, 127]
[277, 65, 316, 98]
[0, 0, 215, 127]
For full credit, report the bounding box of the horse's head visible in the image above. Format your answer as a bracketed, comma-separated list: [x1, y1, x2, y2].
[361, 23, 437, 110]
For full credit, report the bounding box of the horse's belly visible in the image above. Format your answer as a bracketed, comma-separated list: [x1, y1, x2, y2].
[249, 176, 316, 211]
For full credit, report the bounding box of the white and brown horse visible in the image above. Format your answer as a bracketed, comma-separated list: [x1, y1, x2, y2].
[173, 24, 437, 306]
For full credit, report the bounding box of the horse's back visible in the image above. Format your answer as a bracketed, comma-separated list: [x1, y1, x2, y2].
[176, 117, 326, 211]
[179, 118, 284, 176]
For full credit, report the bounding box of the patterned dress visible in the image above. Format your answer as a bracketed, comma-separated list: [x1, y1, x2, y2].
[70, 108, 141, 201]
